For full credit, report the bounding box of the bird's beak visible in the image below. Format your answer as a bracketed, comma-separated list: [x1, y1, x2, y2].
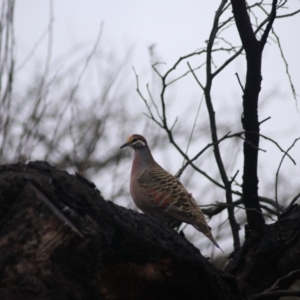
[120, 142, 130, 149]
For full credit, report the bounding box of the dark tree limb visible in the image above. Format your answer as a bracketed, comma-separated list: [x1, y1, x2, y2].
[0, 161, 241, 300]
[264, 269, 300, 293]
[260, 0, 277, 47]
[287, 191, 300, 210]
[201, 196, 284, 219]
[204, 0, 241, 250]
[250, 289, 300, 300]
[231, 0, 278, 234]
[226, 204, 300, 298]
[1, 162, 300, 300]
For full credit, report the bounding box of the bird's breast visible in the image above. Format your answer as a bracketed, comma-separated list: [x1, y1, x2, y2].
[130, 175, 150, 212]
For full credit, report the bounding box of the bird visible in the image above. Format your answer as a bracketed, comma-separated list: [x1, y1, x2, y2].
[120, 134, 222, 251]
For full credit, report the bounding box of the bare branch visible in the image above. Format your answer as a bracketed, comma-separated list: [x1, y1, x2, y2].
[163, 49, 207, 80]
[258, 116, 271, 125]
[267, 269, 300, 292]
[275, 137, 300, 214]
[180, 93, 204, 171]
[212, 47, 243, 78]
[133, 67, 164, 129]
[146, 83, 163, 121]
[231, 0, 258, 51]
[175, 131, 232, 178]
[272, 28, 298, 107]
[205, 0, 241, 250]
[260, 0, 277, 47]
[45, 22, 104, 161]
[230, 170, 240, 184]
[259, 133, 296, 165]
[187, 62, 204, 90]
[202, 196, 284, 218]
[250, 269, 300, 299]
[250, 289, 300, 300]
[277, 9, 300, 18]
[202, 201, 277, 222]
[286, 191, 300, 210]
[235, 73, 244, 92]
[166, 62, 205, 86]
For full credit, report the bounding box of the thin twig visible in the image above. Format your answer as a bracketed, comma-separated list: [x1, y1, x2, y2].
[133, 67, 163, 129]
[272, 28, 298, 108]
[259, 116, 271, 125]
[250, 290, 300, 300]
[146, 83, 162, 121]
[275, 137, 300, 216]
[260, 0, 277, 47]
[45, 22, 104, 161]
[180, 93, 204, 172]
[256, 132, 296, 165]
[286, 191, 300, 210]
[163, 49, 207, 80]
[176, 131, 232, 178]
[187, 62, 204, 90]
[238, 135, 266, 152]
[166, 63, 205, 86]
[205, 0, 240, 250]
[250, 259, 300, 299]
[201, 196, 283, 218]
[235, 72, 244, 92]
[266, 269, 300, 292]
[201, 201, 277, 221]
[277, 9, 300, 18]
[230, 170, 239, 184]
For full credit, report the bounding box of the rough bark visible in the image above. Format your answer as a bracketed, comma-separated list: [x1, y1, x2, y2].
[1, 161, 300, 300]
[226, 205, 300, 299]
[230, 0, 278, 234]
[0, 161, 240, 300]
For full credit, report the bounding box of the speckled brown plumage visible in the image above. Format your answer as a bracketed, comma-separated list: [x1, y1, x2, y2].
[121, 134, 222, 250]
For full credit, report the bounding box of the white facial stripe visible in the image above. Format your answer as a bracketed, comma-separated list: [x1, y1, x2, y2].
[132, 140, 146, 147]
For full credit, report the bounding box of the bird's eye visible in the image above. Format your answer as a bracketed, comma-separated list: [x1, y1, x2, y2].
[132, 137, 138, 142]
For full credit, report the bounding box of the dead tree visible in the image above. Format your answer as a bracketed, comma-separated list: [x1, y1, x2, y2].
[0, 161, 300, 299]
[0, 161, 240, 300]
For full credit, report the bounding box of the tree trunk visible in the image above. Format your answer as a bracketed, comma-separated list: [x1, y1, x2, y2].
[0, 161, 240, 300]
[0, 161, 299, 300]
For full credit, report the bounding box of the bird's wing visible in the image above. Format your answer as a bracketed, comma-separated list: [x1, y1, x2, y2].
[137, 167, 202, 224]
[137, 167, 222, 251]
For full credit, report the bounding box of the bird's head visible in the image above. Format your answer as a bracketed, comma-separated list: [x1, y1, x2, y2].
[120, 134, 148, 150]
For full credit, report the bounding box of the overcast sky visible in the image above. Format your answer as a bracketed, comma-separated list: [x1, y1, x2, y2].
[14, 0, 300, 126]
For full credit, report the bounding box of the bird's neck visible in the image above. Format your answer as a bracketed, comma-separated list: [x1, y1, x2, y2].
[131, 146, 154, 177]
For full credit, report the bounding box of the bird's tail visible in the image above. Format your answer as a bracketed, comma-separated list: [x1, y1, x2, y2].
[206, 233, 224, 253]
[193, 223, 224, 253]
